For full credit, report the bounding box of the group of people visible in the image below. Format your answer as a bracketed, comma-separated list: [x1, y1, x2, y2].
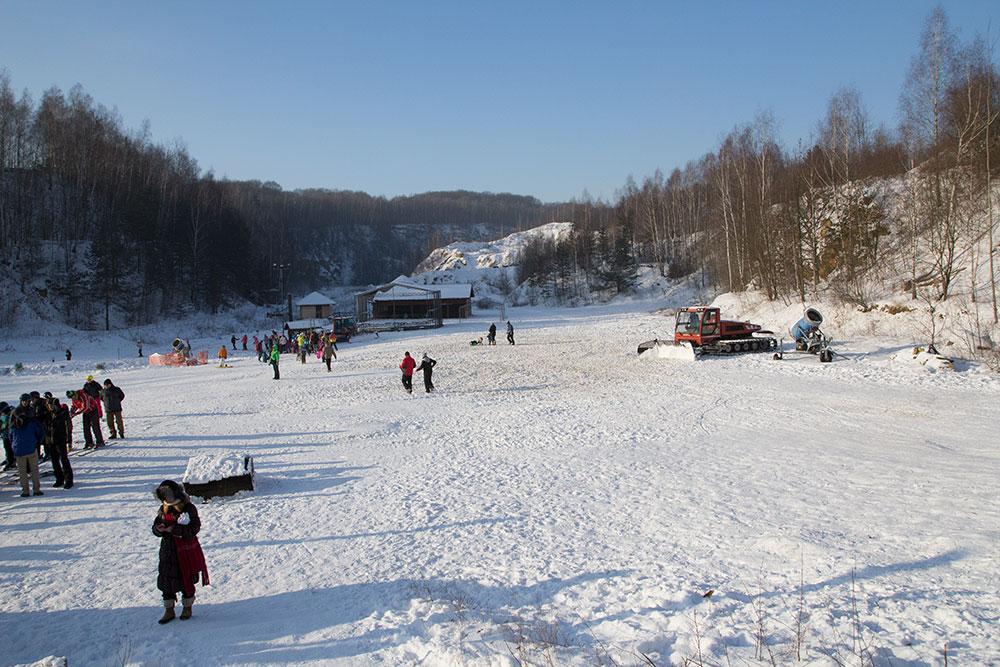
[399, 352, 437, 393]
[486, 321, 515, 346]
[2, 376, 127, 497]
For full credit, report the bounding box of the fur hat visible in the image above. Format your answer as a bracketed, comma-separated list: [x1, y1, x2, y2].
[154, 480, 188, 505]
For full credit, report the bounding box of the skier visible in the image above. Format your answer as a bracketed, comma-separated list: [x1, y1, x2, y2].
[322, 337, 336, 372]
[488, 323, 497, 345]
[217, 345, 229, 367]
[102, 379, 126, 440]
[399, 351, 416, 394]
[415, 353, 437, 393]
[230, 335, 237, 351]
[65, 349, 72, 361]
[152, 480, 209, 623]
[506, 321, 515, 345]
[241, 334, 248, 351]
[269, 344, 280, 380]
[137, 339, 144, 357]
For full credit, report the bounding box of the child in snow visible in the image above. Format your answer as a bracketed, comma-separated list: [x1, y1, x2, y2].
[152, 480, 209, 624]
[322, 337, 337, 372]
[217, 345, 228, 367]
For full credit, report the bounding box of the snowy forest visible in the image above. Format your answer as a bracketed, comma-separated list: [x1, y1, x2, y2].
[1, 8, 997, 329]
[520, 8, 1000, 316]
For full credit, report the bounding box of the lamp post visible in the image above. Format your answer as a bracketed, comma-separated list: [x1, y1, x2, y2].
[272, 262, 289, 304]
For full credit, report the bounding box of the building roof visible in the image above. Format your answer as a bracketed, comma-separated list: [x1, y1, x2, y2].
[285, 318, 331, 331]
[372, 282, 473, 302]
[296, 291, 333, 307]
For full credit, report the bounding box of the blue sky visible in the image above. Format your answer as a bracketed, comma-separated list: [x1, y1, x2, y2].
[1, 1, 997, 202]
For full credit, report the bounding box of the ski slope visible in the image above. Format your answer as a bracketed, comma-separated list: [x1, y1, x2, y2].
[0, 304, 998, 666]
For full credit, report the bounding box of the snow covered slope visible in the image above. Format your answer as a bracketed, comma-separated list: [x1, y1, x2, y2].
[410, 222, 572, 301]
[0, 303, 997, 665]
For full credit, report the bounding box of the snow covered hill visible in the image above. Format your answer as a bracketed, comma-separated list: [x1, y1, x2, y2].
[0, 302, 997, 665]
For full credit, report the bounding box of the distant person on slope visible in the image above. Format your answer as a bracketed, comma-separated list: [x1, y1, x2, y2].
[152, 480, 209, 624]
[269, 344, 281, 380]
[218, 345, 228, 367]
[506, 321, 515, 345]
[241, 334, 248, 351]
[399, 352, 416, 394]
[487, 323, 497, 345]
[415, 353, 437, 393]
[322, 337, 337, 372]
[230, 335, 237, 351]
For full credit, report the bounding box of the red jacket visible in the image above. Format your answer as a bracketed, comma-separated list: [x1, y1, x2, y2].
[71, 392, 100, 417]
[399, 356, 416, 376]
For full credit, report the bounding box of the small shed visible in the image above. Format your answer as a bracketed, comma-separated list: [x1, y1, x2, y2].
[296, 291, 334, 320]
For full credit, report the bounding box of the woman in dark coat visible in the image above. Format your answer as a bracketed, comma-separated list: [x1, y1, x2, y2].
[152, 480, 209, 623]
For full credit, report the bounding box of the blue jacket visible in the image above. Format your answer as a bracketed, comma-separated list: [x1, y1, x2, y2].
[11, 416, 45, 457]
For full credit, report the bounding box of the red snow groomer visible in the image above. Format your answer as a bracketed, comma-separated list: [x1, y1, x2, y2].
[637, 306, 778, 360]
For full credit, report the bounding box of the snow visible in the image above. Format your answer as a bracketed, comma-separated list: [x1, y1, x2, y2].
[183, 452, 253, 485]
[0, 301, 998, 665]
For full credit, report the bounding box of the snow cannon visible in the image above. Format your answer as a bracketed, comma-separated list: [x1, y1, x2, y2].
[774, 308, 833, 362]
[789, 308, 823, 343]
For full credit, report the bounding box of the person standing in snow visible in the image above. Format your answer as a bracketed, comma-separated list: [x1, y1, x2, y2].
[137, 340, 144, 357]
[152, 480, 209, 623]
[102, 379, 126, 440]
[68, 389, 105, 448]
[415, 353, 437, 393]
[45, 397, 73, 488]
[230, 335, 237, 351]
[322, 337, 337, 372]
[218, 345, 229, 367]
[506, 321, 515, 345]
[399, 351, 416, 393]
[269, 344, 281, 380]
[0, 402, 14, 470]
[65, 349, 72, 361]
[241, 334, 248, 351]
[487, 323, 497, 345]
[83, 375, 102, 401]
[11, 395, 45, 497]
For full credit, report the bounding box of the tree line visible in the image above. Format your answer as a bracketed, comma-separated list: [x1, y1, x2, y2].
[0, 81, 574, 327]
[2, 7, 997, 329]
[516, 7, 999, 321]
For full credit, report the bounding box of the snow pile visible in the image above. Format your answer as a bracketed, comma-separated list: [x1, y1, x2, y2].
[890, 346, 956, 372]
[183, 451, 252, 485]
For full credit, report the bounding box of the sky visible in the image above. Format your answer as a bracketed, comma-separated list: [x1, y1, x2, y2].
[1, 1, 998, 203]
